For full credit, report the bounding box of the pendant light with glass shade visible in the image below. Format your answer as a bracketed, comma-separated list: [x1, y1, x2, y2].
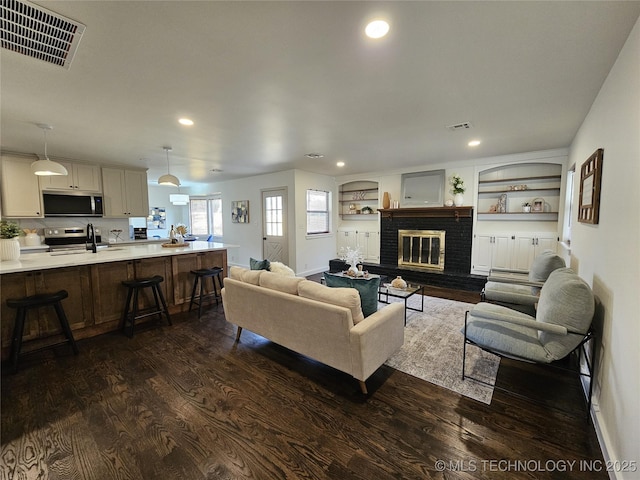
[31, 124, 69, 176]
[158, 146, 180, 187]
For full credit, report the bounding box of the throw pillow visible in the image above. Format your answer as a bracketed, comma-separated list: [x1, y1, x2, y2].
[297, 280, 365, 324]
[259, 270, 304, 295]
[269, 261, 296, 276]
[250, 257, 270, 271]
[323, 272, 380, 317]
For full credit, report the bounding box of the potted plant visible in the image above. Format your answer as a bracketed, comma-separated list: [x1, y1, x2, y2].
[0, 220, 22, 261]
[361, 206, 373, 215]
[522, 202, 531, 213]
[450, 174, 465, 206]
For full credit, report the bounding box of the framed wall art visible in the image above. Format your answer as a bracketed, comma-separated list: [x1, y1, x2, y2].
[578, 148, 603, 224]
[231, 200, 249, 223]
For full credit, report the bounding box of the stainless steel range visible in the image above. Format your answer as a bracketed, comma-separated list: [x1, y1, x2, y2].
[44, 226, 104, 252]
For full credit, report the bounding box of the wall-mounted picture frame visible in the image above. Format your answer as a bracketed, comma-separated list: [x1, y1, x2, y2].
[578, 148, 604, 224]
[532, 197, 544, 212]
[231, 200, 249, 223]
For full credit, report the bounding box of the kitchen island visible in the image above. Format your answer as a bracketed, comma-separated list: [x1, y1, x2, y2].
[0, 241, 234, 360]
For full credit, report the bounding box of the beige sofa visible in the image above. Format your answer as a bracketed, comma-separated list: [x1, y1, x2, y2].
[221, 266, 404, 393]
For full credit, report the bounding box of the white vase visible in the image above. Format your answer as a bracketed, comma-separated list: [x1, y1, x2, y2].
[454, 193, 464, 206]
[347, 264, 359, 276]
[0, 238, 21, 261]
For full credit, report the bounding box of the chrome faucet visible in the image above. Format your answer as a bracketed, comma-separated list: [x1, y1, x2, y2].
[86, 223, 97, 253]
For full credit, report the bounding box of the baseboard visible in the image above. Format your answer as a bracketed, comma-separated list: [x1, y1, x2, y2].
[590, 409, 617, 480]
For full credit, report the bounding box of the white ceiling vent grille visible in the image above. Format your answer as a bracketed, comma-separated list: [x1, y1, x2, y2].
[446, 122, 473, 131]
[1, 0, 85, 69]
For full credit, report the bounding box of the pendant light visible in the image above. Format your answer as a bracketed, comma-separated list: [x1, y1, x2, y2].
[158, 146, 180, 187]
[31, 124, 68, 176]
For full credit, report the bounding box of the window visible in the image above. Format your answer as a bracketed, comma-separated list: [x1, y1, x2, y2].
[189, 195, 222, 240]
[306, 189, 330, 235]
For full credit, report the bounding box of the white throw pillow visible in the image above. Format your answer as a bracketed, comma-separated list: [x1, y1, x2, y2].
[269, 261, 296, 277]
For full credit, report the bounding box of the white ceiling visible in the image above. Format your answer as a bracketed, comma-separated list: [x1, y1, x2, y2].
[2, 1, 639, 186]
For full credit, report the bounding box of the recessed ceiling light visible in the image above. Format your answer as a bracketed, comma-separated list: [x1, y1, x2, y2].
[365, 20, 389, 39]
[468, 140, 481, 147]
[305, 153, 324, 159]
[178, 118, 194, 126]
[336, 161, 345, 167]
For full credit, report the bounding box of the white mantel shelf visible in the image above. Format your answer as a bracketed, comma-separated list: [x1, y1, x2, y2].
[0, 241, 238, 275]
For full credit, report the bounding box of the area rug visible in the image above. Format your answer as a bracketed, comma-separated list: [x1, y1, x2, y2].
[384, 295, 500, 404]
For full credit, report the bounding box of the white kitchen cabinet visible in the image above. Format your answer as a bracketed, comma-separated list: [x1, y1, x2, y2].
[473, 232, 558, 274]
[1, 155, 43, 218]
[39, 161, 101, 192]
[102, 167, 149, 218]
[337, 229, 379, 263]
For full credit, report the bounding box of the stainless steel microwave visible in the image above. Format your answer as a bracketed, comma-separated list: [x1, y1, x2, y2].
[42, 191, 103, 217]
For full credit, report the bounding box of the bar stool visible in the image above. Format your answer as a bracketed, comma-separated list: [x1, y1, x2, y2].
[121, 275, 172, 338]
[189, 267, 223, 318]
[6, 290, 79, 373]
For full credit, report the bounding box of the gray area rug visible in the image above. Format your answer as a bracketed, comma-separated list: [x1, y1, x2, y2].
[384, 295, 500, 404]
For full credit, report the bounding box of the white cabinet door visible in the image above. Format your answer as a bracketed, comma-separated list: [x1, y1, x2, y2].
[336, 230, 357, 255]
[124, 170, 149, 217]
[536, 235, 557, 254]
[102, 168, 127, 217]
[473, 233, 512, 274]
[492, 234, 513, 270]
[102, 168, 148, 218]
[512, 235, 537, 271]
[40, 162, 101, 191]
[356, 230, 380, 263]
[1, 156, 43, 217]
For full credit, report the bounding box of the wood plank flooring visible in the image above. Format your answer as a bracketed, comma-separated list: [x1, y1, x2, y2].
[1, 292, 605, 479]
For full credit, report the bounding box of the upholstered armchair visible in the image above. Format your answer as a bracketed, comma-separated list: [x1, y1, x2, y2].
[482, 249, 566, 315]
[464, 267, 596, 411]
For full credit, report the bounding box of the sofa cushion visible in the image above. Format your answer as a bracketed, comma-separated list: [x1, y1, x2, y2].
[229, 266, 262, 285]
[323, 272, 380, 317]
[298, 280, 365, 324]
[259, 270, 304, 295]
[528, 250, 566, 282]
[269, 261, 296, 276]
[250, 257, 270, 271]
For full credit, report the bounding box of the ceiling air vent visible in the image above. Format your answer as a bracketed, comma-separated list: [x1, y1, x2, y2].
[0, 0, 85, 69]
[446, 122, 473, 131]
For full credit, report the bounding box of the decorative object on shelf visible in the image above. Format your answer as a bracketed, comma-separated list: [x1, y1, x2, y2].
[522, 202, 531, 213]
[382, 191, 391, 209]
[498, 194, 507, 213]
[450, 173, 465, 206]
[578, 148, 604, 225]
[352, 191, 366, 201]
[390, 276, 407, 289]
[361, 206, 373, 214]
[349, 203, 357, 213]
[444, 199, 454, 207]
[339, 246, 364, 277]
[489, 204, 498, 213]
[532, 198, 544, 212]
[392, 200, 399, 209]
[231, 200, 249, 223]
[0, 220, 22, 261]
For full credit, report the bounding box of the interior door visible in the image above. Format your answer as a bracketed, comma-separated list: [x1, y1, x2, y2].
[262, 188, 288, 264]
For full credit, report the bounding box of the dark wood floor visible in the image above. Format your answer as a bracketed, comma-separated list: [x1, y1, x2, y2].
[1, 290, 605, 479]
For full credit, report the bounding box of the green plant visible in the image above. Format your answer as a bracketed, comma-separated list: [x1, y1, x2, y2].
[450, 174, 465, 194]
[0, 220, 22, 239]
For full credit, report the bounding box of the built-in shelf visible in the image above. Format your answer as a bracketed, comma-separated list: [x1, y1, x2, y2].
[339, 181, 379, 217]
[477, 212, 558, 221]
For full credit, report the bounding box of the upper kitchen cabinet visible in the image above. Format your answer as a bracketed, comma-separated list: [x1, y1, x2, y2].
[102, 167, 149, 218]
[39, 161, 101, 192]
[1, 155, 43, 218]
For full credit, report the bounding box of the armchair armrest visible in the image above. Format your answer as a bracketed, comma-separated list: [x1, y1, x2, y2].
[486, 276, 544, 288]
[468, 305, 567, 335]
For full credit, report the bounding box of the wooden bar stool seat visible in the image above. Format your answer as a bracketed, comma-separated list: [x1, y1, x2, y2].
[189, 267, 223, 318]
[121, 275, 172, 338]
[6, 289, 79, 373]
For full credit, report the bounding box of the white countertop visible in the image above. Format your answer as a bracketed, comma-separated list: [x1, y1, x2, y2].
[1, 241, 238, 275]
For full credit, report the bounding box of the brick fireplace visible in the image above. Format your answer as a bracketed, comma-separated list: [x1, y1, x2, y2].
[331, 207, 486, 292]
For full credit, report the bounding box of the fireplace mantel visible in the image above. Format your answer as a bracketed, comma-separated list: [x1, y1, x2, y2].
[379, 206, 473, 220]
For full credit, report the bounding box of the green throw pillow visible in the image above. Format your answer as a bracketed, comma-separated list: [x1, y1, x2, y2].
[324, 272, 380, 317]
[250, 257, 270, 271]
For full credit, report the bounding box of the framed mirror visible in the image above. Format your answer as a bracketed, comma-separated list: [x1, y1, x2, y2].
[578, 149, 603, 224]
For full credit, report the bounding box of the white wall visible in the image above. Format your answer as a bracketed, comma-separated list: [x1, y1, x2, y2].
[568, 18, 639, 479]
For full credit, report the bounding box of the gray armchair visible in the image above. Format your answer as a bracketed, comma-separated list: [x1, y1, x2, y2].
[482, 249, 566, 315]
[464, 267, 596, 411]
